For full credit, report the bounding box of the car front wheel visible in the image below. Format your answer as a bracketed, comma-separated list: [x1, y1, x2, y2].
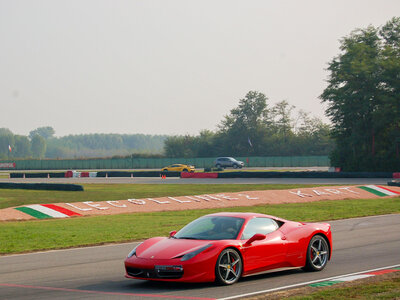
[233, 164, 238, 169]
[215, 248, 242, 285]
[303, 235, 329, 271]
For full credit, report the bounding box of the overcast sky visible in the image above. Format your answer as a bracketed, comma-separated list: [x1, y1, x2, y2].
[1, 1, 399, 137]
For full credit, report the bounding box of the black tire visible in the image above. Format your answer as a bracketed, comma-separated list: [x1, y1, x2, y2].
[303, 235, 329, 271]
[215, 248, 242, 285]
[233, 164, 238, 169]
[182, 169, 188, 172]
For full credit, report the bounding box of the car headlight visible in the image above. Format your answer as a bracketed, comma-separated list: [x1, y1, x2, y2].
[180, 244, 213, 261]
[127, 242, 142, 258]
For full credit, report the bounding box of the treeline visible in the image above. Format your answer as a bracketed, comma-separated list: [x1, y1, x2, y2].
[321, 17, 400, 171]
[0, 127, 167, 159]
[164, 92, 334, 157]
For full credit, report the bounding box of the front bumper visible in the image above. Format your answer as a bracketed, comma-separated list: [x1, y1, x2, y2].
[124, 256, 216, 283]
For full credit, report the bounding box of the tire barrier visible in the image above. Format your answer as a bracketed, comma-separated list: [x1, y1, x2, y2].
[0, 182, 84, 191]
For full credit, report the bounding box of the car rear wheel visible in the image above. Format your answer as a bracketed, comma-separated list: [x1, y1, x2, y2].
[215, 248, 242, 285]
[303, 235, 329, 271]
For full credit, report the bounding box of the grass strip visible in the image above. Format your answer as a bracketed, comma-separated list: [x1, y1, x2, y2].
[285, 272, 400, 299]
[1, 197, 399, 254]
[0, 183, 329, 209]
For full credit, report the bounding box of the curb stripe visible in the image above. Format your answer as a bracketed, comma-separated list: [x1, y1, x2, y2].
[14, 207, 51, 219]
[377, 185, 400, 195]
[41, 204, 81, 216]
[366, 185, 397, 196]
[26, 205, 68, 218]
[334, 274, 374, 281]
[358, 186, 386, 197]
[310, 281, 342, 287]
[366, 269, 399, 275]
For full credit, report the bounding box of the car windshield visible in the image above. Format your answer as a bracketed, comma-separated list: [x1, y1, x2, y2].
[175, 216, 245, 240]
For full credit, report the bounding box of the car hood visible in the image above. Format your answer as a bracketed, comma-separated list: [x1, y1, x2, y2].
[137, 238, 212, 260]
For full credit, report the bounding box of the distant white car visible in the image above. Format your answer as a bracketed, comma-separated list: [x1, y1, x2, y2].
[214, 157, 244, 169]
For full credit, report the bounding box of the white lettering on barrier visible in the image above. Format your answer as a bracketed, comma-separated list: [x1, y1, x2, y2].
[106, 201, 127, 208]
[289, 190, 313, 198]
[238, 194, 259, 200]
[147, 198, 170, 204]
[65, 203, 92, 211]
[128, 199, 146, 205]
[168, 197, 191, 203]
[83, 201, 109, 210]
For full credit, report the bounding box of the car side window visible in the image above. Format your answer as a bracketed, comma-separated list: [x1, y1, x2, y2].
[241, 218, 279, 240]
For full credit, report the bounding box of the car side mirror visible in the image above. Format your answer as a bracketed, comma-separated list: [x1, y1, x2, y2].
[169, 230, 177, 238]
[244, 233, 266, 246]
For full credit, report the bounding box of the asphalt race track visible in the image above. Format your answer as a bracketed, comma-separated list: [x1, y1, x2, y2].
[1, 214, 399, 299]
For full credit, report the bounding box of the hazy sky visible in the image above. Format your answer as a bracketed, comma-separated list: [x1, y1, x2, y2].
[1, 1, 399, 137]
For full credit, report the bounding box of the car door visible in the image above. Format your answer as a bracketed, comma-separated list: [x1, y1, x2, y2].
[169, 164, 179, 171]
[240, 218, 288, 274]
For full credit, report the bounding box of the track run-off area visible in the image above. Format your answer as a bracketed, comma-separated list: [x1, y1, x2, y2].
[1, 214, 399, 299]
[0, 175, 399, 298]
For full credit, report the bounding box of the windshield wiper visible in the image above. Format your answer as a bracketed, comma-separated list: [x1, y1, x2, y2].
[177, 237, 198, 240]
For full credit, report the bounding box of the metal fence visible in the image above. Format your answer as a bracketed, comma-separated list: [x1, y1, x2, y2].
[0, 156, 330, 170]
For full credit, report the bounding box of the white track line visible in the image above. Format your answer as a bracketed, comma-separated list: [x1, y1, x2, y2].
[218, 264, 400, 300]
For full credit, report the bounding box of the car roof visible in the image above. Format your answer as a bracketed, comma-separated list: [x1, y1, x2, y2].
[203, 212, 286, 222]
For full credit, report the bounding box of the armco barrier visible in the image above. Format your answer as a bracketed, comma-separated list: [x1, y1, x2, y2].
[0, 155, 330, 170]
[181, 172, 218, 178]
[0, 182, 84, 191]
[96, 171, 181, 177]
[217, 171, 393, 179]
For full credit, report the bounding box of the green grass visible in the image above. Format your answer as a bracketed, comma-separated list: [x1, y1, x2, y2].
[0, 183, 328, 209]
[286, 272, 400, 299]
[1, 197, 399, 254]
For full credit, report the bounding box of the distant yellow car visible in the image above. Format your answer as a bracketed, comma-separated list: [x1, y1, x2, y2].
[161, 164, 195, 172]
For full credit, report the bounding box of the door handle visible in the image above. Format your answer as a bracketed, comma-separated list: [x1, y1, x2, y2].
[281, 236, 287, 240]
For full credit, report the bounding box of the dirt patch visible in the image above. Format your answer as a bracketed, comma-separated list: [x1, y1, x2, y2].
[1, 185, 399, 221]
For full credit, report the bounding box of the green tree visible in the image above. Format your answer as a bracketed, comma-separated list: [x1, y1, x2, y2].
[31, 135, 47, 158]
[0, 128, 14, 159]
[218, 91, 270, 155]
[14, 135, 31, 158]
[321, 17, 400, 171]
[29, 126, 55, 140]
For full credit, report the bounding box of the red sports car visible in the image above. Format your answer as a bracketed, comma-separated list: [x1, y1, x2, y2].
[124, 212, 332, 285]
